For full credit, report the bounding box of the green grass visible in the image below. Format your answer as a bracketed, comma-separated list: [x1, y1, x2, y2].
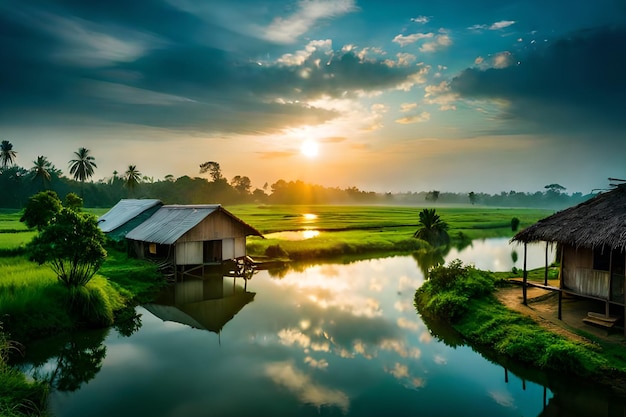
[415, 261, 626, 387]
[229, 205, 551, 260]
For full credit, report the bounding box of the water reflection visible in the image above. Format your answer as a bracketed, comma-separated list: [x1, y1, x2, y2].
[15, 239, 626, 417]
[145, 276, 255, 334]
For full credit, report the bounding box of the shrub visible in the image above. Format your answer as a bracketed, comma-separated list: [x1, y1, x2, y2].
[265, 244, 289, 259]
[511, 217, 520, 231]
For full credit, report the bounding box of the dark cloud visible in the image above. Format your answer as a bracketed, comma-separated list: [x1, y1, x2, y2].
[0, 0, 420, 134]
[450, 26, 626, 136]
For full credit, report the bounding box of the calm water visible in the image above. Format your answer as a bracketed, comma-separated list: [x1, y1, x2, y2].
[18, 240, 626, 416]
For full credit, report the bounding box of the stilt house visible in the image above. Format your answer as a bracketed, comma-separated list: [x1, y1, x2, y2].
[125, 204, 263, 277]
[512, 184, 626, 331]
[97, 199, 163, 241]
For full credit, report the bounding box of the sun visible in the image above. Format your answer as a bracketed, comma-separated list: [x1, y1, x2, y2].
[300, 139, 319, 158]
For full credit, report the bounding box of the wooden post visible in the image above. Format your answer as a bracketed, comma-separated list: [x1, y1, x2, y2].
[543, 242, 549, 285]
[558, 245, 564, 320]
[523, 243, 528, 305]
[607, 249, 614, 318]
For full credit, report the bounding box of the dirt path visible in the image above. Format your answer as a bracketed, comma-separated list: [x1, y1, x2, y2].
[495, 284, 618, 345]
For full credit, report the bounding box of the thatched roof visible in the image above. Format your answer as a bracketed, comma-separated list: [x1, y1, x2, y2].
[512, 185, 626, 250]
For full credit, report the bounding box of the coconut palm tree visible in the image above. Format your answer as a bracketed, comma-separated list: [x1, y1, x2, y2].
[413, 208, 450, 247]
[69, 147, 97, 197]
[31, 155, 53, 190]
[0, 140, 17, 169]
[124, 165, 142, 196]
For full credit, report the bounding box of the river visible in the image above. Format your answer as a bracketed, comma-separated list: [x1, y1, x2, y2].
[17, 239, 626, 416]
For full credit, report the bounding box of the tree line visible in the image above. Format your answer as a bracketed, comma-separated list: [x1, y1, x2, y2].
[0, 140, 592, 209]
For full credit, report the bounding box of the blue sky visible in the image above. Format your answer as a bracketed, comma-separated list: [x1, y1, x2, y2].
[2, 0, 625, 194]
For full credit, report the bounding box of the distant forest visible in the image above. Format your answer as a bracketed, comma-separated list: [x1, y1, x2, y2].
[0, 163, 592, 210]
[0, 141, 592, 209]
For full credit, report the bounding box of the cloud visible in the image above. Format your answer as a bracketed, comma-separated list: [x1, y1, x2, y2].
[468, 20, 516, 31]
[392, 32, 434, 47]
[411, 16, 430, 24]
[0, 2, 422, 136]
[263, 0, 358, 43]
[419, 34, 452, 52]
[450, 26, 626, 137]
[396, 111, 430, 124]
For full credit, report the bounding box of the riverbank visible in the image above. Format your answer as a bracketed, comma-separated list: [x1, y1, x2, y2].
[414, 262, 626, 394]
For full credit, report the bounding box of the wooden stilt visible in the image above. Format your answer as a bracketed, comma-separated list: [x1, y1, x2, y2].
[544, 242, 549, 286]
[523, 243, 528, 305]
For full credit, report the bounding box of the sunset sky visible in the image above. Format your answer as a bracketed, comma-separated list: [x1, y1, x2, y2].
[2, 0, 625, 194]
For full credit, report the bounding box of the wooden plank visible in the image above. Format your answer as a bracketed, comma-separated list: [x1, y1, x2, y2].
[583, 316, 616, 328]
[587, 312, 620, 323]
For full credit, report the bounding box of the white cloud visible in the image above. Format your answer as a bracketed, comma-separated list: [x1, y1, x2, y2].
[420, 34, 452, 52]
[392, 32, 434, 47]
[264, 0, 358, 43]
[468, 20, 516, 31]
[411, 16, 430, 24]
[276, 39, 333, 66]
[493, 51, 512, 68]
[400, 103, 418, 113]
[396, 66, 430, 91]
[490, 20, 516, 30]
[396, 111, 431, 124]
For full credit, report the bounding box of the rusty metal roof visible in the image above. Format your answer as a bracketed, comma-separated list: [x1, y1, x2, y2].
[125, 204, 263, 244]
[98, 199, 162, 233]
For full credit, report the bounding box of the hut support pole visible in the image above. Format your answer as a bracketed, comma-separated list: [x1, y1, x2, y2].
[607, 250, 614, 318]
[558, 245, 564, 320]
[523, 243, 528, 305]
[543, 242, 549, 285]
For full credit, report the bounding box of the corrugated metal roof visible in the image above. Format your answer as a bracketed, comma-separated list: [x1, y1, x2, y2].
[98, 199, 162, 233]
[126, 205, 221, 244]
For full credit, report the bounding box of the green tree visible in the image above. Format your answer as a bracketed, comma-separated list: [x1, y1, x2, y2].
[31, 155, 53, 190]
[20, 190, 63, 231]
[468, 191, 477, 205]
[199, 161, 223, 182]
[69, 148, 97, 197]
[413, 208, 450, 247]
[231, 175, 252, 195]
[64, 192, 83, 211]
[425, 190, 440, 203]
[124, 165, 142, 196]
[0, 140, 17, 169]
[27, 207, 107, 288]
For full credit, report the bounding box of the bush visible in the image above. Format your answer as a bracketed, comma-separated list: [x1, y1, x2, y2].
[416, 259, 495, 322]
[265, 244, 289, 259]
[511, 217, 520, 231]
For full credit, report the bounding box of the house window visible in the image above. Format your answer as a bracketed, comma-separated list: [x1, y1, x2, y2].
[149, 243, 157, 255]
[593, 247, 611, 271]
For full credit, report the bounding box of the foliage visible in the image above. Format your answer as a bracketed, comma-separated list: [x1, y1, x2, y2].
[0, 326, 49, 417]
[68, 147, 97, 184]
[30, 156, 54, 190]
[413, 208, 450, 247]
[123, 165, 142, 194]
[20, 191, 63, 231]
[199, 161, 223, 181]
[511, 217, 520, 231]
[0, 140, 17, 169]
[27, 208, 107, 288]
[64, 193, 83, 211]
[415, 259, 494, 321]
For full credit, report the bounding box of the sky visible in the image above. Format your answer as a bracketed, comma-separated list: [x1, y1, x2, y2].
[2, 0, 625, 194]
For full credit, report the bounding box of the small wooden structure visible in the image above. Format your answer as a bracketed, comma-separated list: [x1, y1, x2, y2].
[125, 204, 263, 279]
[512, 184, 626, 334]
[97, 199, 163, 241]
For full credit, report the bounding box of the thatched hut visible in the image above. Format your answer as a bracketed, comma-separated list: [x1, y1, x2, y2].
[512, 185, 626, 331]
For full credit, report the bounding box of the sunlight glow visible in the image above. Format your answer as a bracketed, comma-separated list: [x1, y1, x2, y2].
[301, 139, 319, 158]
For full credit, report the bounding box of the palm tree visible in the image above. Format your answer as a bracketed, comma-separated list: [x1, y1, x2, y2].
[124, 165, 142, 196]
[413, 208, 450, 247]
[1, 140, 17, 169]
[69, 148, 97, 197]
[31, 156, 52, 190]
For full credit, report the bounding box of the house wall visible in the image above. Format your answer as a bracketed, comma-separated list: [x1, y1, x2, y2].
[178, 211, 250, 242]
[562, 245, 610, 299]
[234, 237, 246, 258]
[176, 242, 204, 265]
